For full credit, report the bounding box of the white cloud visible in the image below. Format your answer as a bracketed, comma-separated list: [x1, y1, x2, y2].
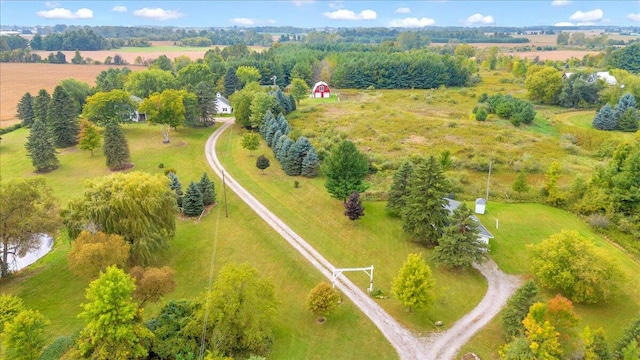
[554, 22, 574, 26]
[112, 6, 127, 13]
[395, 7, 411, 14]
[323, 9, 376, 20]
[328, 1, 344, 9]
[551, 0, 571, 6]
[229, 17, 275, 25]
[628, 13, 640, 22]
[292, 0, 314, 6]
[36, 7, 93, 19]
[44, 1, 60, 8]
[389, 17, 435, 27]
[465, 13, 494, 25]
[569, 9, 603, 22]
[132, 7, 184, 21]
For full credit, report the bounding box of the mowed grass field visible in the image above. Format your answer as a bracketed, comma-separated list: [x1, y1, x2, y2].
[0, 124, 398, 360]
[217, 124, 488, 333]
[0, 63, 142, 126]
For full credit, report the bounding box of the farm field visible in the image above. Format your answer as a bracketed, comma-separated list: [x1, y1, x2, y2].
[0, 63, 142, 126]
[0, 124, 398, 359]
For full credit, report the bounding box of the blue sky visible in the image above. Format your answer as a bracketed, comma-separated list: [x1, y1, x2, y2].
[1, 1, 639, 28]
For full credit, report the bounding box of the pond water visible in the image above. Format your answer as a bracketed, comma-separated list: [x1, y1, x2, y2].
[5, 235, 53, 272]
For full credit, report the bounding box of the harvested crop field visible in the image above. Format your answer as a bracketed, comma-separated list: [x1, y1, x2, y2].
[0, 63, 142, 126]
[503, 50, 600, 61]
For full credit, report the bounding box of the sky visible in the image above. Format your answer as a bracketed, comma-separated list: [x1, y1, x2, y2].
[1, 1, 639, 29]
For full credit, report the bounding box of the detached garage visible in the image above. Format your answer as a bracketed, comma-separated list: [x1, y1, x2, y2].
[312, 81, 331, 98]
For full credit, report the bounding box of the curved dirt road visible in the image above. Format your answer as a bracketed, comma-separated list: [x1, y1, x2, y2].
[205, 119, 521, 360]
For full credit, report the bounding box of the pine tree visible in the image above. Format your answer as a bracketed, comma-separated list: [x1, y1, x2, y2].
[278, 138, 294, 164]
[323, 140, 370, 202]
[592, 104, 617, 131]
[183, 181, 204, 216]
[386, 161, 414, 215]
[402, 156, 450, 246]
[512, 171, 530, 194]
[16, 92, 35, 127]
[198, 173, 216, 206]
[47, 85, 79, 148]
[33, 89, 51, 124]
[259, 110, 275, 137]
[502, 280, 539, 340]
[256, 154, 270, 173]
[78, 118, 102, 156]
[25, 119, 59, 173]
[617, 108, 639, 132]
[272, 132, 284, 156]
[301, 147, 319, 178]
[103, 121, 131, 170]
[265, 122, 278, 147]
[167, 172, 183, 208]
[434, 203, 488, 269]
[288, 94, 297, 111]
[344, 191, 365, 221]
[615, 93, 637, 120]
[284, 136, 312, 176]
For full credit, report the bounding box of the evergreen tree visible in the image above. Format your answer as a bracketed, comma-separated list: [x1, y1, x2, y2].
[25, 119, 59, 173]
[386, 161, 414, 215]
[33, 89, 51, 124]
[615, 313, 640, 359]
[167, 172, 183, 208]
[323, 140, 370, 202]
[617, 108, 639, 132]
[256, 154, 270, 173]
[272, 132, 284, 156]
[434, 203, 488, 269]
[78, 118, 102, 156]
[103, 121, 131, 170]
[288, 94, 297, 111]
[512, 171, 530, 194]
[16, 92, 35, 127]
[198, 173, 216, 206]
[265, 122, 278, 147]
[344, 191, 365, 221]
[615, 93, 637, 120]
[278, 137, 294, 164]
[391, 253, 435, 312]
[183, 182, 204, 216]
[402, 156, 450, 246]
[223, 67, 239, 96]
[301, 147, 319, 178]
[47, 85, 79, 148]
[259, 110, 275, 137]
[592, 104, 617, 131]
[502, 280, 539, 340]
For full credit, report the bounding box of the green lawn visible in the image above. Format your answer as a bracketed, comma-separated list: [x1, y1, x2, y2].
[217, 124, 488, 333]
[458, 202, 640, 358]
[0, 124, 397, 359]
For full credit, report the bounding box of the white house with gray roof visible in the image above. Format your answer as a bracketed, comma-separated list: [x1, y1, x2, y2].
[444, 198, 493, 249]
[216, 92, 232, 114]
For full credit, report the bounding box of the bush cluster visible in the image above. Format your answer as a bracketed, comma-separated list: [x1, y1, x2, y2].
[473, 93, 536, 126]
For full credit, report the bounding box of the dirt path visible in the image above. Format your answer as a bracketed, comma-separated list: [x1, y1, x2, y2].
[205, 119, 522, 360]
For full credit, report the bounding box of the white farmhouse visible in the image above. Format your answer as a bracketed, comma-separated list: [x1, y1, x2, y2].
[216, 92, 232, 114]
[444, 198, 494, 249]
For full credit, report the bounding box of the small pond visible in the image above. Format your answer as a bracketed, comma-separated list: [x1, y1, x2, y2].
[5, 235, 53, 272]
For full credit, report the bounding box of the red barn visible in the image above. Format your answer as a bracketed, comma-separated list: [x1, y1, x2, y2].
[312, 81, 331, 98]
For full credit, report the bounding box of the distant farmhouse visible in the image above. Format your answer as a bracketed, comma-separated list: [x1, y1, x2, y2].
[311, 81, 331, 98]
[563, 71, 618, 86]
[444, 198, 494, 249]
[129, 95, 146, 122]
[216, 92, 232, 114]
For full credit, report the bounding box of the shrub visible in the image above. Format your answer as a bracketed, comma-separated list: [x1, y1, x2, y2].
[589, 214, 611, 229]
[475, 108, 488, 121]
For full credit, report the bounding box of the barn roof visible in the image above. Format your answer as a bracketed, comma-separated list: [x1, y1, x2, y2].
[312, 81, 330, 92]
[444, 198, 494, 239]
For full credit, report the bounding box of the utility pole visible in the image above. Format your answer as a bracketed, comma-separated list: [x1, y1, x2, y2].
[485, 160, 492, 202]
[222, 169, 228, 218]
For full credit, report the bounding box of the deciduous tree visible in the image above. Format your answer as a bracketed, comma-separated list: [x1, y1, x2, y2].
[323, 140, 370, 202]
[59, 78, 92, 115]
[290, 78, 310, 104]
[306, 282, 340, 322]
[0, 178, 59, 278]
[391, 253, 435, 312]
[525, 65, 562, 104]
[82, 90, 134, 125]
[0, 295, 25, 333]
[103, 121, 131, 170]
[529, 230, 625, 303]
[64, 172, 176, 265]
[2, 309, 50, 360]
[241, 132, 261, 156]
[67, 231, 130, 280]
[78, 118, 101, 156]
[139, 89, 186, 143]
[125, 68, 176, 98]
[434, 203, 488, 269]
[129, 266, 176, 306]
[76, 266, 152, 359]
[146, 300, 198, 358]
[402, 156, 450, 246]
[249, 92, 276, 129]
[25, 119, 59, 173]
[236, 66, 261, 86]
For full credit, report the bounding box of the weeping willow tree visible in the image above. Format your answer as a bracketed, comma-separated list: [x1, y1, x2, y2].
[64, 171, 177, 265]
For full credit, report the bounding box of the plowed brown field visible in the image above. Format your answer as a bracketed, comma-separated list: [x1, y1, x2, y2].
[0, 63, 142, 126]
